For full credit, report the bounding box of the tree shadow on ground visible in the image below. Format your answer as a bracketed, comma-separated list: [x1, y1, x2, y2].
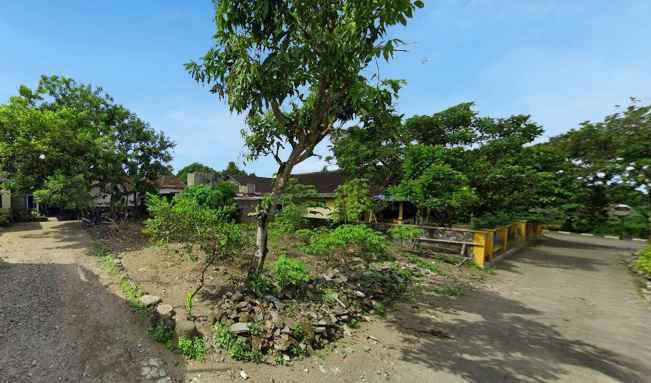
[497, 247, 610, 273]
[385, 288, 651, 383]
[0, 261, 186, 383]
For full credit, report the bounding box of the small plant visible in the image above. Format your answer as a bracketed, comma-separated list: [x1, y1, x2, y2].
[635, 246, 651, 276]
[302, 224, 388, 261]
[213, 322, 264, 363]
[388, 225, 424, 249]
[246, 272, 274, 297]
[373, 302, 386, 317]
[249, 320, 264, 337]
[433, 284, 465, 297]
[185, 291, 194, 318]
[290, 324, 305, 341]
[407, 255, 439, 273]
[271, 255, 310, 291]
[177, 336, 207, 360]
[349, 318, 360, 329]
[148, 323, 174, 349]
[322, 288, 339, 304]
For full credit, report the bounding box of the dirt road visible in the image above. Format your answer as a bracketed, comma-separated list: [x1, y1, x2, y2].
[0, 220, 183, 383]
[1, 220, 649, 382]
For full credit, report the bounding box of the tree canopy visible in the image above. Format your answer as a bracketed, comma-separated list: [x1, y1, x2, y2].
[0, 75, 174, 213]
[187, 0, 423, 273]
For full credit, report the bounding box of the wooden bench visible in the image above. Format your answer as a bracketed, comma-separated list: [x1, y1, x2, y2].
[416, 237, 476, 256]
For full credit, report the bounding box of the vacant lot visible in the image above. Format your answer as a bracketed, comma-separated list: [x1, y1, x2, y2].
[1, 221, 649, 383]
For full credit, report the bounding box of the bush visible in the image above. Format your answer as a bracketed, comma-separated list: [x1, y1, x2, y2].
[388, 225, 424, 248]
[148, 323, 174, 349]
[635, 246, 651, 276]
[0, 212, 10, 226]
[245, 272, 274, 297]
[271, 255, 310, 291]
[213, 322, 264, 362]
[302, 224, 388, 260]
[177, 336, 207, 360]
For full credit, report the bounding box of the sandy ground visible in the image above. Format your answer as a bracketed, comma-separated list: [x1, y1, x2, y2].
[1, 220, 650, 383]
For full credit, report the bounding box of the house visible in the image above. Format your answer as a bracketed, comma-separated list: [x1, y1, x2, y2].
[90, 175, 184, 209]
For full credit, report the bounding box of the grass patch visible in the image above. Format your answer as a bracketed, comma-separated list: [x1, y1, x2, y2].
[148, 323, 175, 350]
[178, 336, 207, 361]
[635, 246, 651, 277]
[407, 255, 440, 273]
[433, 284, 465, 297]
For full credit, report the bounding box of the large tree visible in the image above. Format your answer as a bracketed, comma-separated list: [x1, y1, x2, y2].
[0, 75, 174, 214]
[177, 162, 217, 185]
[187, 0, 423, 273]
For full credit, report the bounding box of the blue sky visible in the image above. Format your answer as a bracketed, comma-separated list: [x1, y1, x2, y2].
[2, 1, 650, 176]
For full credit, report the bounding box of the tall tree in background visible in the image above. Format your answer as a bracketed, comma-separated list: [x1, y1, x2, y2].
[0, 75, 174, 214]
[187, 0, 423, 273]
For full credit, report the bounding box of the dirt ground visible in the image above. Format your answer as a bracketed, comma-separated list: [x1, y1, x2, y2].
[1, 220, 650, 383]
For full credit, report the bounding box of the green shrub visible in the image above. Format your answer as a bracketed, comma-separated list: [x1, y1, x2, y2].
[302, 224, 388, 260]
[0, 212, 10, 226]
[246, 272, 274, 297]
[184, 291, 194, 318]
[148, 323, 174, 349]
[271, 255, 310, 291]
[635, 246, 651, 276]
[407, 255, 439, 273]
[213, 322, 264, 362]
[177, 336, 207, 360]
[388, 225, 424, 248]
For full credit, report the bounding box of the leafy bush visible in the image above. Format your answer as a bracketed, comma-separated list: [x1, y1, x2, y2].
[271, 255, 310, 291]
[302, 225, 388, 261]
[635, 246, 651, 276]
[183, 183, 237, 212]
[388, 225, 424, 248]
[471, 211, 514, 229]
[276, 179, 320, 232]
[334, 178, 373, 223]
[213, 322, 264, 362]
[178, 336, 207, 360]
[148, 323, 174, 349]
[245, 272, 274, 298]
[0, 212, 10, 226]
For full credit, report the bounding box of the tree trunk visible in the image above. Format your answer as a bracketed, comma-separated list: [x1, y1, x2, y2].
[250, 157, 298, 275]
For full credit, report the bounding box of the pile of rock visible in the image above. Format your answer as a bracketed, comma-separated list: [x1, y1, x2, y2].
[209, 287, 365, 360]
[139, 294, 179, 334]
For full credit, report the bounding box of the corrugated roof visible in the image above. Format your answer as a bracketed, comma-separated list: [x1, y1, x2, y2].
[155, 175, 184, 189]
[292, 170, 347, 194]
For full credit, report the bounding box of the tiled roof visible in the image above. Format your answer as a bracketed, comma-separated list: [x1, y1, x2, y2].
[292, 170, 347, 194]
[155, 175, 185, 189]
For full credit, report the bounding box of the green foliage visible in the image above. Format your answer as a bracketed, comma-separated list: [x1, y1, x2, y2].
[271, 255, 311, 291]
[302, 225, 388, 261]
[246, 272, 274, 298]
[178, 336, 207, 361]
[176, 162, 217, 185]
[184, 291, 194, 318]
[0, 212, 10, 226]
[276, 179, 319, 232]
[213, 322, 263, 363]
[322, 288, 339, 304]
[34, 173, 93, 212]
[0, 75, 174, 210]
[334, 178, 373, 223]
[148, 323, 174, 349]
[183, 183, 236, 211]
[145, 193, 242, 261]
[390, 145, 477, 225]
[635, 247, 651, 276]
[433, 284, 465, 297]
[388, 225, 424, 248]
[187, 0, 421, 272]
[222, 161, 248, 177]
[407, 255, 439, 274]
[145, 193, 243, 298]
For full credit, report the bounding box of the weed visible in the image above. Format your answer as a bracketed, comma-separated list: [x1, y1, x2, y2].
[213, 322, 264, 363]
[271, 255, 310, 291]
[177, 336, 207, 360]
[349, 318, 360, 329]
[407, 255, 439, 273]
[433, 284, 464, 297]
[635, 246, 651, 276]
[322, 288, 339, 304]
[373, 302, 386, 317]
[148, 323, 175, 349]
[246, 272, 274, 298]
[249, 320, 264, 337]
[185, 291, 194, 318]
[290, 324, 305, 342]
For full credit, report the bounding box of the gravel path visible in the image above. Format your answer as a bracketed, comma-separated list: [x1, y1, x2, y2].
[0, 220, 182, 383]
[1, 221, 649, 383]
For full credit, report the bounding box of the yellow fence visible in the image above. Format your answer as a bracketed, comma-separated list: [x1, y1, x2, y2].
[472, 221, 544, 268]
